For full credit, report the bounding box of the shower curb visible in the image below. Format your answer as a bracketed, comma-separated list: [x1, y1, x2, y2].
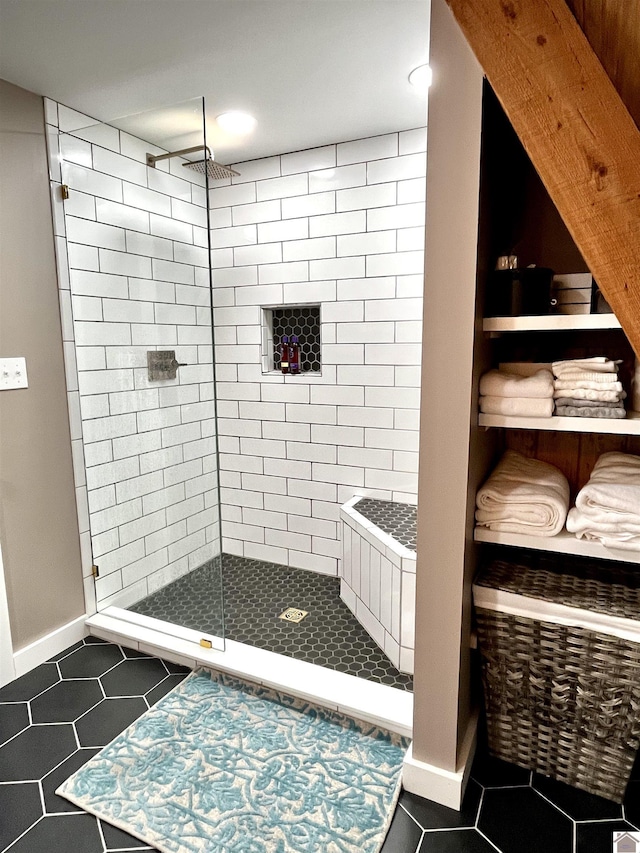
[85, 611, 413, 738]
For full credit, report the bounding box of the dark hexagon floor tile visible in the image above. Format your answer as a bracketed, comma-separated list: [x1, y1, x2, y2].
[128, 554, 413, 691]
[577, 821, 638, 853]
[0, 782, 42, 850]
[624, 780, 640, 828]
[533, 772, 622, 821]
[401, 780, 482, 830]
[122, 647, 152, 659]
[470, 749, 531, 788]
[101, 819, 154, 849]
[59, 643, 123, 678]
[0, 723, 77, 781]
[479, 787, 573, 853]
[0, 663, 59, 702]
[42, 748, 100, 813]
[47, 640, 83, 662]
[6, 813, 103, 852]
[75, 697, 147, 747]
[380, 805, 423, 853]
[100, 658, 169, 697]
[418, 829, 498, 852]
[146, 673, 188, 706]
[0, 702, 29, 745]
[31, 678, 102, 723]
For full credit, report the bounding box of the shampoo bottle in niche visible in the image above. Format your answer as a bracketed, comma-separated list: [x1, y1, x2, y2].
[289, 335, 300, 374]
[280, 335, 289, 374]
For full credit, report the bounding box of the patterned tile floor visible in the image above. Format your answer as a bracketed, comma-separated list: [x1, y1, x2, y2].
[1, 638, 638, 852]
[355, 498, 417, 551]
[129, 553, 414, 690]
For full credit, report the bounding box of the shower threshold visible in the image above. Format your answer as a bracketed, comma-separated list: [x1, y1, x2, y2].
[85, 555, 413, 736]
[85, 610, 412, 736]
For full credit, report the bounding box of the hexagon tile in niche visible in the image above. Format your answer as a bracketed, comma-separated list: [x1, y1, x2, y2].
[272, 305, 321, 373]
[129, 553, 413, 691]
[1, 637, 638, 852]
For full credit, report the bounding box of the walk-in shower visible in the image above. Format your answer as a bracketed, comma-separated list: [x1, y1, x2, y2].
[46, 93, 424, 733]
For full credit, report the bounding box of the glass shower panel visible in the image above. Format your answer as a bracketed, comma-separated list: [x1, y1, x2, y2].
[56, 98, 224, 648]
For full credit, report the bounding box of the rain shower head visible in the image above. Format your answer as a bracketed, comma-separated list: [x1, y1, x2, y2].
[146, 145, 240, 181]
[183, 157, 240, 181]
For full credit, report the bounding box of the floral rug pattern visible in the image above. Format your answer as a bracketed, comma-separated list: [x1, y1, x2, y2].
[57, 669, 409, 852]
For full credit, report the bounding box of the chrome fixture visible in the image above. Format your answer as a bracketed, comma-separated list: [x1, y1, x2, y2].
[146, 145, 240, 180]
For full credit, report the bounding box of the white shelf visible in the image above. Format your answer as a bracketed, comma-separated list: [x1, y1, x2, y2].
[478, 411, 640, 435]
[483, 314, 621, 333]
[474, 527, 639, 563]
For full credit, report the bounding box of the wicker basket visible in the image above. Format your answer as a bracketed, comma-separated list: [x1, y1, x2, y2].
[473, 554, 640, 803]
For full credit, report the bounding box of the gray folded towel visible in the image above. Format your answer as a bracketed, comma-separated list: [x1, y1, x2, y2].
[554, 405, 627, 418]
[554, 397, 625, 409]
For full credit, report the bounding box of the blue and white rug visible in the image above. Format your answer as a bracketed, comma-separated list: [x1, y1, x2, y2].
[57, 669, 409, 853]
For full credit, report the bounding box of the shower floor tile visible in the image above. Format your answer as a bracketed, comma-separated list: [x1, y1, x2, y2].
[128, 553, 414, 691]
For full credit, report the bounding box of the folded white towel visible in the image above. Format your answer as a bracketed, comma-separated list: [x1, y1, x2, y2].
[479, 396, 554, 418]
[553, 357, 620, 375]
[564, 528, 640, 551]
[475, 449, 569, 536]
[479, 369, 554, 399]
[573, 452, 640, 514]
[552, 370, 622, 383]
[553, 388, 624, 402]
[554, 379, 623, 393]
[566, 514, 640, 537]
[566, 452, 640, 551]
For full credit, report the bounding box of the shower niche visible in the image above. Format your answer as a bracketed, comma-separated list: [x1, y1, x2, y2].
[262, 305, 321, 374]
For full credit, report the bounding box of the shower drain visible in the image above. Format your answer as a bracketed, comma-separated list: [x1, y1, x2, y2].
[279, 607, 308, 624]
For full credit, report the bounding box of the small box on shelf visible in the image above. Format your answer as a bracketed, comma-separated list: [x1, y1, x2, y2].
[551, 272, 592, 315]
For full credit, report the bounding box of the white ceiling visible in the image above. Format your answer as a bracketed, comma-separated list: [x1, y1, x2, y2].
[0, 0, 430, 164]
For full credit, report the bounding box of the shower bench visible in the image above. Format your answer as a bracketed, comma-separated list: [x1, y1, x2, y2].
[340, 496, 416, 675]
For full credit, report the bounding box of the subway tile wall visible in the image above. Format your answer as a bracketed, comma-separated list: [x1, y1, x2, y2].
[45, 99, 220, 611]
[213, 130, 426, 575]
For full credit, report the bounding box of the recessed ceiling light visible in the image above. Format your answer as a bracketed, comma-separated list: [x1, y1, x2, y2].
[408, 64, 433, 93]
[216, 111, 257, 135]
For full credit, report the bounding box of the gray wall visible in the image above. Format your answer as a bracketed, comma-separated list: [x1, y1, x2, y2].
[0, 78, 85, 649]
[413, 0, 483, 774]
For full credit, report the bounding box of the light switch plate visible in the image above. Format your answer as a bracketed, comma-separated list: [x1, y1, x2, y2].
[0, 358, 28, 390]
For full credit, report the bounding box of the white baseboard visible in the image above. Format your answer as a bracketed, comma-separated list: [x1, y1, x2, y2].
[0, 543, 15, 688]
[13, 614, 88, 678]
[402, 709, 478, 810]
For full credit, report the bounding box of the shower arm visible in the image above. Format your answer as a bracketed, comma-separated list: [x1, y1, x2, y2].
[146, 145, 212, 168]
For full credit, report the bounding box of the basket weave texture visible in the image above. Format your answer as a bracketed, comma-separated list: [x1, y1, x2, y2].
[474, 555, 640, 803]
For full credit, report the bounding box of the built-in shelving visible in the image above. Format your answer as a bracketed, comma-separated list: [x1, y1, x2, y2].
[483, 314, 621, 333]
[478, 411, 640, 435]
[474, 88, 638, 577]
[474, 527, 639, 564]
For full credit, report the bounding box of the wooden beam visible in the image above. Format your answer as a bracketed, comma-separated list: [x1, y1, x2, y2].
[566, 0, 640, 130]
[446, 0, 640, 358]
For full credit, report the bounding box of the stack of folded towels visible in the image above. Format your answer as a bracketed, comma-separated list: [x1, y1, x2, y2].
[479, 367, 554, 418]
[566, 451, 640, 550]
[476, 449, 570, 536]
[552, 356, 626, 419]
